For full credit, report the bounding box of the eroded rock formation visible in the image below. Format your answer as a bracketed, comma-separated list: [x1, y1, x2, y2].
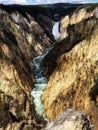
[60, 8, 94, 40]
[44, 109, 93, 130]
[42, 17, 98, 78]
[42, 16, 98, 130]
[1, 3, 98, 130]
[0, 5, 53, 130]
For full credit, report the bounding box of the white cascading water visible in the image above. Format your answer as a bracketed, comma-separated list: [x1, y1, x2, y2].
[52, 22, 61, 41]
[31, 48, 52, 120]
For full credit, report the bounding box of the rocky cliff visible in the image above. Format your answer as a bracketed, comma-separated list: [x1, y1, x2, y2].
[0, 4, 53, 130]
[1, 3, 98, 130]
[60, 8, 94, 40]
[42, 7, 98, 130]
[42, 16, 98, 78]
[0, 4, 83, 129]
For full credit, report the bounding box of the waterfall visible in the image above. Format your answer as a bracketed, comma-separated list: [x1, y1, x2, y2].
[52, 22, 61, 41]
[31, 48, 52, 120]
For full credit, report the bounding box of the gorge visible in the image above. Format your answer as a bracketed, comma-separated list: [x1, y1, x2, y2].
[31, 20, 60, 120]
[0, 3, 98, 130]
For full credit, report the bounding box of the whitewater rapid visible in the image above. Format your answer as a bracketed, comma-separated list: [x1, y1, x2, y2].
[31, 22, 60, 119]
[31, 48, 52, 119]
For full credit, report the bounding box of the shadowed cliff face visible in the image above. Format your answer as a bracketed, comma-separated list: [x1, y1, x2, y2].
[42, 17, 98, 130]
[0, 5, 53, 130]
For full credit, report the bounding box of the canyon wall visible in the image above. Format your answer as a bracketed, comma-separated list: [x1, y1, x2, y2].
[42, 12, 98, 130]
[42, 17, 98, 78]
[0, 5, 53, 130]
[60, 8, 94, 40]
[1, 3, 98, 130]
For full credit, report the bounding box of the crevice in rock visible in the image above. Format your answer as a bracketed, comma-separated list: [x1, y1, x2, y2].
[9, 112, 19, 122]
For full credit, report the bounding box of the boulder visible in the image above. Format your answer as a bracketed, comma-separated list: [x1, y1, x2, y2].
[44, 109, 93, 130]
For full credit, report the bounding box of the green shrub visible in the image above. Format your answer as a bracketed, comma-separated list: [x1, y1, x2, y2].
[86, 3, 98, 12]
[89, 80, 98, 102]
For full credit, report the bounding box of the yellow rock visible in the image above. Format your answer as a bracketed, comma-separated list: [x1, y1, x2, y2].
[42, 34, 98, 129]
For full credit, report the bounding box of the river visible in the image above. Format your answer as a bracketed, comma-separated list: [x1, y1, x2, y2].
[31, 21, 60, 120]
[31, 48, 52, 120]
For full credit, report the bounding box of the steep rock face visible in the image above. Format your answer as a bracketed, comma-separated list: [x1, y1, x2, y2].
[44, 109, 93, 130]
[60, 7, 97, 40]
[0, 5, 53, 58]
[42, 17, 98, 78]
[36, 14, 54, 40]
[42, 18, 98, 129]
[0, 5, 53, 130]
[0, 61, 44, 130]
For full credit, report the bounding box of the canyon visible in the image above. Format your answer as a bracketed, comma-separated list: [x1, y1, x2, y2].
[0, 3, 98, 130]
[0, 4, 53, 130]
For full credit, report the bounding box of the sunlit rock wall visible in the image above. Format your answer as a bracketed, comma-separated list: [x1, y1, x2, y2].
[42, 17, 98, 130]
